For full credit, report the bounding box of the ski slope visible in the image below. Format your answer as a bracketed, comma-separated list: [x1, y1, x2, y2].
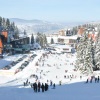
[0, 50, 100, 100]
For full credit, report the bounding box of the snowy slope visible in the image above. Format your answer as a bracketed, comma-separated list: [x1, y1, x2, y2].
[0, 50, 100, 100]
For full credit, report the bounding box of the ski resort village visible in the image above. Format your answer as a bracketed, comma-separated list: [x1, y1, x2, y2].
[0, 16, 100, 100]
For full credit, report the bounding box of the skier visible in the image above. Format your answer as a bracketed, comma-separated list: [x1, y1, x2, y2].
[86, 79, 88, 83]
[53, 83, 55, 89]
[59, 81, 61, 85]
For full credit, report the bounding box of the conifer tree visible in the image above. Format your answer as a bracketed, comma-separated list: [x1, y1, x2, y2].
[2, 18, 6, 29]
[76, 30, 93, 74]
[6, 18, 10, 30]
[14, 26, 19, 39]
[51, 38, 54, 44]
[84, 37, 94, 73]
[39, 35, 43, 47]
[0, 16, 2, 26]
[43, 34, 47, 47]
[36, 35, 39, 43]
[36, 33, 47, 48]
[31, 33, 34, 44]
[95, 30, 100, 69]
[24, 30, 27, 35]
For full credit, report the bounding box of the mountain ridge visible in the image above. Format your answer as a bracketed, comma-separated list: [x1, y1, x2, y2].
[9, 18, 87, 34]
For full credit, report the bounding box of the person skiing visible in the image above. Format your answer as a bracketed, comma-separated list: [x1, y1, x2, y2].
[53, 83, 55, 89]
[59, 81, 61, 85]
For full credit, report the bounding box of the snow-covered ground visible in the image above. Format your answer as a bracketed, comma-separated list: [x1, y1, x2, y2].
[0, 50, 100, 100]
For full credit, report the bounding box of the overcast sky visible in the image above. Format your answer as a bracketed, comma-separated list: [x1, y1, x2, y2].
[0, 0, 100, 22]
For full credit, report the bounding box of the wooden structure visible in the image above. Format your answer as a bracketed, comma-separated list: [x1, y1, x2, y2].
[0, 30, 8, 54]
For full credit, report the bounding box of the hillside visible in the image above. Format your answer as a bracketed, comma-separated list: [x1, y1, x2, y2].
[10, 18, 86, 34]
[10, 18, 65, 34]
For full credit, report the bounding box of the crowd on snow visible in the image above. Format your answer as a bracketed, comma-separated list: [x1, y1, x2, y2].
[22, 53, 78, 93]
[23, 79, 55, 92]
[86, 76, 100, 83]
[23, 51, 100, 92]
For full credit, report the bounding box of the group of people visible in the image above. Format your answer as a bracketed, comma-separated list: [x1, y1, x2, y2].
[31, 82, 48, 92]
[23, 79, 56, 92]
[86, 76, 100, 83]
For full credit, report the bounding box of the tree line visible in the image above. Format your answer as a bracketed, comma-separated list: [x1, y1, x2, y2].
[31, 32, 55, 48]
[0, 16, 19, 40]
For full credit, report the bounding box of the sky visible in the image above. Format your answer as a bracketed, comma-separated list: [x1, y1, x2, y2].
[0, 0, 100, 22]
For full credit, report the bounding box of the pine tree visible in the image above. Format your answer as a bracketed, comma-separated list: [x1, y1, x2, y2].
[76, 36, 84, 71]
[95, 30, 100, 69]
[0, 16, 2, 26]
[24, 30, 27, 35]
[84, 37, 94, 73]
[10, 22, 15, 31]
[36, 35, 40, 43]
[90, 37, 95, 68]
[39, 35, 43, 48]
[36, 32, 40, 43]
[51, 38, 54, 44]
[36, 32, 44, 48]
[2, 18, 6, 29]
[31, 33, 34, 44]
[6, 18, 10, 30]
[43, 34, 47, 47]
[76, 30, 93, 74]
[14, 26, 19, 39]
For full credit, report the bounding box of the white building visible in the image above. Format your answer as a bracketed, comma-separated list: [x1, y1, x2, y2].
[49, 44, 74, 53]
[57, 35, 77, 47]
